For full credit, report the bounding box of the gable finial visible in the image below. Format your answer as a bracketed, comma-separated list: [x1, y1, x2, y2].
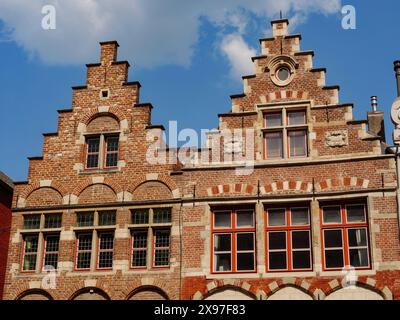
[280, 10, 283, 19]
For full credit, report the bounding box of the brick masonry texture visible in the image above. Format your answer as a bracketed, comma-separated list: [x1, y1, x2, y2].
[3, 20, 400, 300]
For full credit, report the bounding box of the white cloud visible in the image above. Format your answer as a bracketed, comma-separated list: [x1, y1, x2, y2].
[0, 0, 342, 71]
[220, 34, 257, 79]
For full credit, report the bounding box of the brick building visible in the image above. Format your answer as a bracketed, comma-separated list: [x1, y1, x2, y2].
[0, 171, 13, 299]
[3, 19, 400, 300]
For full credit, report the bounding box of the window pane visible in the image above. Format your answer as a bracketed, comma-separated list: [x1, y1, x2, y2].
[237, 233, 254, 251]
[132, 250, 147, 268]
[215, 253, 231, 272]
[325, 250, 344, 269]
[214, 234, 231, 252]
[44, 214, 62, 229]
[292, 231, 310, 249]
[288, 111, 306, 126]
[349, 248, 369, 268]
[154, 249, 169, 266]
[268, 232, 286, 250]
[346, 205, 366, 223]
[86, 138, 100, 168]
[153, 208, 172, 224]
[236, 210, 254, 228]
[214, 211, 231, 228]
[23, 254, 37, 271]
[131, 209, 149, 224]
[87, 154, 99, 168]
[77, 234, 92, 250]
[324, 230, 343, 248]
[348, 229, 367, 247]
[44, 253, 58, 270]
[87, 138, 100, 153]
[132, 231, 147, 268]
[77, 252, 91, 269]
[98, 211, 116, 226]
[265, 132, 283, 158]
[98, 252, 113, 269]
[105, 136, 119, 168]
[132, 231, 148, 248]
[291, 208, 309, 226]
[76, 212, 94, 227]
[106, 136, 119, 152]
[155, 230, 170, 248]
[237, 253, 255, 271]
[99, 234, 114, 250]
[269, 252, 287, 270]
[23, 215, 41, 229]
[45, 235, 59, 252]
[268, 209, 286, 226]
[265, 113, 282, 127]
[289, 130, 307, 157]
[293, 251, 311, 270]
[24, 235, 39, 253]
[323, 207, 341, 224]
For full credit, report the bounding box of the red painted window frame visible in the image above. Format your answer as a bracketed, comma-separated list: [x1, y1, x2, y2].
[211, 208, 257, 274]
[265, 205, 313, 272]
[41, 233, 60, 271]
[20, 234, 39, 273]
[96, 232, 115, 271]
[320, 202, 371, 271]
[84, 135, 101, 170]
[74, 233, 93, 271]
[152, 228, 171, 269]
[103, 135, 119, 169]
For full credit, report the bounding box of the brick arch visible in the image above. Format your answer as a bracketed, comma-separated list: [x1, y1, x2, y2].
[319, 278, 392, 300]
[192, 280, 257, 300]
[316, 176, 370, 192]
[72, 177, 124, 198]
[69, 287, 111, 300]
[126, 285, 169, 300]
[261, 180, 312, 195]
[128, 174, 178, 196]
[80, 106, 127, 126]
[206, 184, 256, 197]
[21, 181, 66, 199]
[16, 288, 54, 300]
[266, 281, 315, 300]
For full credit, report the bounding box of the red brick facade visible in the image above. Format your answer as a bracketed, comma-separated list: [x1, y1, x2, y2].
[0, 172, 13, 299]
[3, 19, 400, 300]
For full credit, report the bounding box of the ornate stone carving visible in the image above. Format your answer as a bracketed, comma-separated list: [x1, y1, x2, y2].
[325, 130, 348, 148]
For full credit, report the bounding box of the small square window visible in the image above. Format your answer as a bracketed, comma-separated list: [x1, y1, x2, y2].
[290, 208, 309, 226]
[23, 215, 41, 229]
[288, 111, 306, 126]
[214, 211, 231, 228]
[265, 113, 282, 127]
[268, 209, 286, 227]
[76, 212, 94, 227]
[153, 208, 172, 224]
[98, 211, 116, 226]
[101, 90, 109, 98]
[44, 214, 62, 229]
[346, 205, 366, 223]
[131, 209, 149, 224]
[323, 206, 342, 224]
[236, 210, 254, 228]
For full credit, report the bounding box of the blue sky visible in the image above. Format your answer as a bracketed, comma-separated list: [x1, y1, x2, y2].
[0, 1, 399, 181]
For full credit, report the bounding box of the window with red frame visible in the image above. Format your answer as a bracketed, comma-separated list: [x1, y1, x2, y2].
[266, 206, 312, 272]
[76, 233, 92, 270]
[131, 230, 148, 268]
[321, 203, 370, 270]
[212, 208, 256, 273]
[43, 235, 60, 270]
[263, 110, 308, 160]
[97, 233, 114, 269]
[85, 135, 119, 169]
[22, 235, 39, 271]
[153, 230, 170, 267]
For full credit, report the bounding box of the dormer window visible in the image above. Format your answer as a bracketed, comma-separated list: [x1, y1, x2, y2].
[85, 134, 119, 170]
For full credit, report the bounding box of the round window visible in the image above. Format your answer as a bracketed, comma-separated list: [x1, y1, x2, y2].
[276, 67, 291, 82]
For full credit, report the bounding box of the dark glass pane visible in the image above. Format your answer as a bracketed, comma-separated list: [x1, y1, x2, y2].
[132, 250, 147, 267]
[324, 230, 343, 248]
[215, 253, 231, 272]
[105, 153, 118, 167]
[44, 214, 62, 229]
[348, 229, 367, 247]
[237, 233, 254, 251]
[76, 212, 94, 227]
[237, 253, 255, 271]
[98, 252, 113, 268]
[99, 234, 114, 250]
[288, 111, 306, 125]
[291, 208, 309, 226]
[98, 211, 116, 226]
[323, 207, 341, 224]
[153, 208, 172, 223]
[23, 215, 41, 229]
[106, 137, 119, 152]
[346, 205, 366, 223]
[293, 251, 311, 269]
[268, 209, 286, 226]
[155, 230, 170, 248]
[44, 253, 58, 269]
[265, 132, 283, 158]
[268, 232, 286, 250]
[78, 234, 92, 250]
[277, 68, 290, 81]
[132, 232, 148, 248]
[154, 249, 169, 266]
[45, 236, 59, 252]
[292, 231, 310, 249]
[131, 209, 149, 224]
[214, 211, 231, 228]
[289, 130, 307, 157]
[265, 113, 282, 127]
[23, 254, 37, 271]
[86, 154, 99, 168]
[236, 210, 254, 227]
[214, 234, 231, 252]
[349, 248, 369, 268]
[269, 252, 287, 270]
[325, 249, 344, 269]
[87, 138, 100, 153]
[77, 252, 91, 269]
[24, 235, 39, 253]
